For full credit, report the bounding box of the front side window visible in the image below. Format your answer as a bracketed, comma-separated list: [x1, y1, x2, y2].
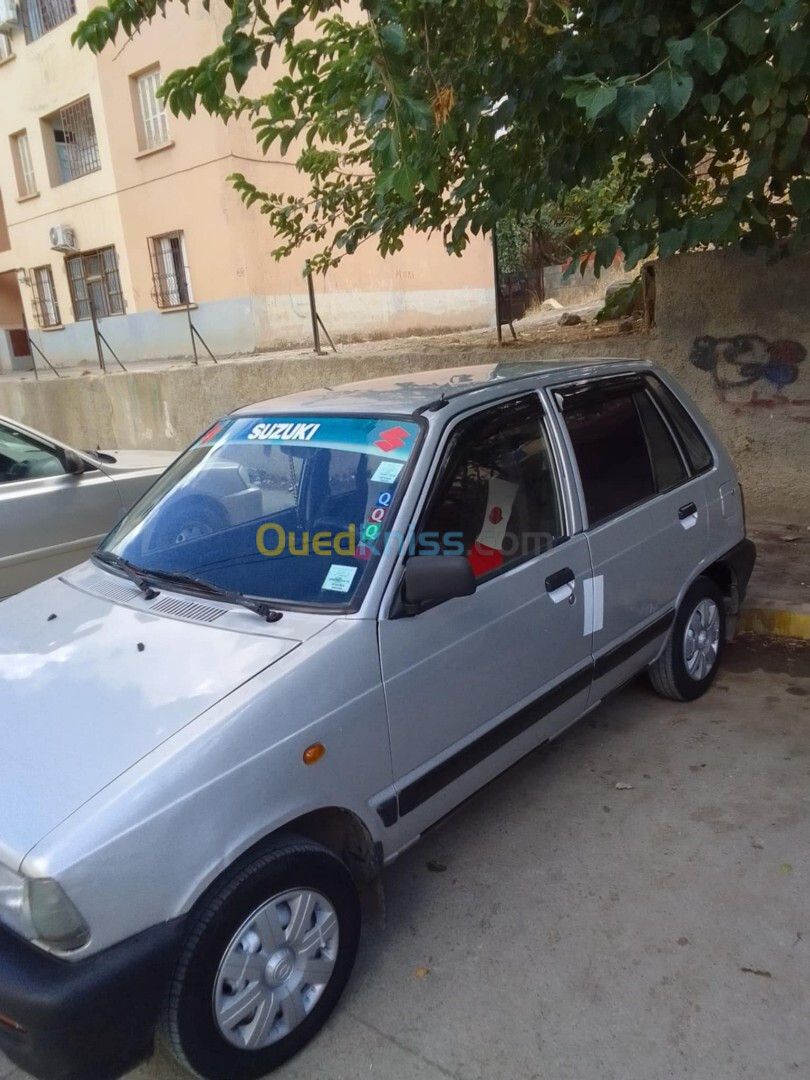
[100, 415, 423, 608]
[0, 423, 65, 483]
[419, 395, 563, 579]
[66, 247, 124, 320]
[148, 231, 192, 308]
[31, 266, 61, 328]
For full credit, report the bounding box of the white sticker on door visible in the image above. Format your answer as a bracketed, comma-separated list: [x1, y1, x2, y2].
[582, 575, 605, 636]
[321, 565, 358, 593]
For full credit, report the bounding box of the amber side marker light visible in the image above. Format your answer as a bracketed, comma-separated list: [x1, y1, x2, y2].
[0, 1012, 26, 1033]
[303, 743, 326, 766]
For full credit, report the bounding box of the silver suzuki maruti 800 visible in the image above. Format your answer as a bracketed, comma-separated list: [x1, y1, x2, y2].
[0, 361, 755, 1080]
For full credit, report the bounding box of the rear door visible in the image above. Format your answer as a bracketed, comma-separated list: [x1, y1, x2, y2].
[549, 374, 708, 701]
[378, 393, 594, 841]
[0, 421, 123, 596]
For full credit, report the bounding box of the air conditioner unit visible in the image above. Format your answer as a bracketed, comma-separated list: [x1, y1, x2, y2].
[0, 0, 18, 30]
[49, 225, 78, 253]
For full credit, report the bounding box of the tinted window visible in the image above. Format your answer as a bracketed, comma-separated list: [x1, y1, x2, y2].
[0, 424, 65, 483]
[645, 376, 713, 473]
[635, 390, 688, 491]
[563, 392, 655, 525]
[420, 396, 563, 578]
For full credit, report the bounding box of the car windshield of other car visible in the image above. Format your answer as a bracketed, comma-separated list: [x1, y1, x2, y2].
[98, 415, 422, 607]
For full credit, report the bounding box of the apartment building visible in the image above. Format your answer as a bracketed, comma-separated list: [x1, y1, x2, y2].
[0, 0, 493, 371]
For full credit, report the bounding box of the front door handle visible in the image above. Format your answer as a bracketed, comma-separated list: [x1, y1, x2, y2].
[545, 567, 576, 605]
[546, 567, 575, 592]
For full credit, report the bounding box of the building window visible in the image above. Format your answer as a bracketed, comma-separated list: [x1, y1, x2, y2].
[65, 247, 125, 320]
[135, 68, 170, 151]
[31, 266, 61, 328]
[21, 0, 76, 43]
[148, 231, 193, 308]
[0, 31, 13, 60]
[44, 98, 100, 185]
[11, 131, 37, 198]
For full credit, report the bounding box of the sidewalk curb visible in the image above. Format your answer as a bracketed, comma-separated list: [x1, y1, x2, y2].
[738, 606, 810, 641]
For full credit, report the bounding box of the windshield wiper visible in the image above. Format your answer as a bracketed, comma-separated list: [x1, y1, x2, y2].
[93, 550, 160, 600]
[132, 567, 284, 623]
[93, 552, 283, 623]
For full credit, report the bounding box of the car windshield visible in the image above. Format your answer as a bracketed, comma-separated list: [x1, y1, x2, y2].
[99, 415, 422, 608]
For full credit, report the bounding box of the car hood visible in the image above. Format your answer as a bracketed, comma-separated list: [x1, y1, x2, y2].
[0, 578, 301, 869]
[93, 448, 178, 473]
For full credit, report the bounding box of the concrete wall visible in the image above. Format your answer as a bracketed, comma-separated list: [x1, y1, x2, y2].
[1, 250, 807, 522]
[653, 249, 810, 523]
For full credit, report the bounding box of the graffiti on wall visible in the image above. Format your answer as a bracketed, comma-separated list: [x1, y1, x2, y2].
[689, 334, 810, 420]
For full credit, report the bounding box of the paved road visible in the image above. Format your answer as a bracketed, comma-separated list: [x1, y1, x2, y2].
[3, 637, 809, 1080]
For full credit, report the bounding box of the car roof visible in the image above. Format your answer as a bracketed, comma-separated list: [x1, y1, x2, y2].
[231, 358, 657, 419]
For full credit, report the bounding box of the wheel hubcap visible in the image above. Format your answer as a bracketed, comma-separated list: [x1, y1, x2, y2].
[173, 522, 212, 544]
[683, 598, 720, 681]
[213, 890, 339, 1050]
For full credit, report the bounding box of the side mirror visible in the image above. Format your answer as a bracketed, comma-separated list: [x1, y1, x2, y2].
[62, 448, 87, 476]
[401, 555, 476, 613]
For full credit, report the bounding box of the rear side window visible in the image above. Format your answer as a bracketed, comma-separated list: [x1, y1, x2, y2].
[645, 375, 713, 473]
[563, 392, 655, 525]
[635, 391, 688, 491]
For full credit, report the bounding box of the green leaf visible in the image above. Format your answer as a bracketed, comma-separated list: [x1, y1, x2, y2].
[594, 233, 619, 270]
[379, 23, 407, 55]
[777, 33, 807, 77]
[575, 82, 618, 121]
[658, 227, 687, 258]
[666, 37, 694, 66]
[616, 84, 656, 133]
[722, 74, 747, 104]
[701, 93, 720, 116]
[726, 6, 768, 55]
[651, 68, 695, 119]
[747, 64, 778, 102]
[692, 31, 727, 74]
[640, 14, 659, 36]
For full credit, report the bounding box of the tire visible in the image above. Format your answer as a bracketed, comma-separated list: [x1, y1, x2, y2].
[648, 576, 725, 702]
[150, 495, 228, 550]
[160, 837, 361, 1080]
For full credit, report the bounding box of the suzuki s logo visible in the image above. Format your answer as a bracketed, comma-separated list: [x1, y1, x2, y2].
[374, 426, 411, 453]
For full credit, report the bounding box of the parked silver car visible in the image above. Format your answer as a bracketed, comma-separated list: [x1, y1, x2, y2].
[0, 415, 176, 598]
[0, 361, 755, 1080]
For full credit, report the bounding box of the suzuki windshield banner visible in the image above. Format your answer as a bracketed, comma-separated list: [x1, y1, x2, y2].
[219, 416, 422, 461]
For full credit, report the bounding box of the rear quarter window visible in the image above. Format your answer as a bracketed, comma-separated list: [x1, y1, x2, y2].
[645, 375, 713, 474]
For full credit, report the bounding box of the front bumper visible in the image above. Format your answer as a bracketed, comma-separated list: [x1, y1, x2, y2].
[0, 917, 184, 1080]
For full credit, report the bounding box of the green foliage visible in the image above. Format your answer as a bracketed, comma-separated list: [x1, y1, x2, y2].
[73, 0, 810, 274]
[595, 279, 642, 323]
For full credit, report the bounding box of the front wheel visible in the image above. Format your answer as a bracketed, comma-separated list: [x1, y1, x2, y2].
[649, 576, 725, 702]
[161, 838, 360, 1080]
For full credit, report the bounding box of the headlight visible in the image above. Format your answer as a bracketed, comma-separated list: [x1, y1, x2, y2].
[0, 864, 89, 952]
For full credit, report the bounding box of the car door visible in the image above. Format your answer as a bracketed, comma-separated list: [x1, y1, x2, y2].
[377, 393, 593, 840]
[550, 374, 709, 702]
[0, 422, 124, 597]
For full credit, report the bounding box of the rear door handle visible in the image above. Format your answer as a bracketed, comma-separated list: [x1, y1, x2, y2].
[678, 502, 698, 530]
[546, 567, 575, 592]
